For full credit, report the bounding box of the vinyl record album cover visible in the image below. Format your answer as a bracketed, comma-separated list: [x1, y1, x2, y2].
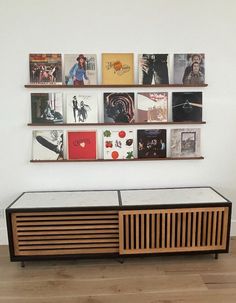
[137, 92, 168, 122]
[172, 92, 202, 122]
[170, 128, 201, 157]
[174, 53, 205, 84]
[138, 129, 166, 158]
[104, 93, 135, 123]
[29, 54, 62, 84]
[103, 129, 134, 160]
[32, 130, 64, 160]
[31, 93, 63, 124]
[67, 131, 97, 160]
[138, 54, 169, 84]
[102, 53, 134, 84]
[66, 93, 98, 123]
[64, 54, 97, 85]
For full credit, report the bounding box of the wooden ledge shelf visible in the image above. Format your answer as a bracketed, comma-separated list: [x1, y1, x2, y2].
[30, 157, 204, 163]
[27, 121, 206, 126]
[25, 84, 208, 88]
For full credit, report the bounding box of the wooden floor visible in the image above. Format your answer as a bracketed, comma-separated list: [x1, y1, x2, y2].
[0, 239, 236, 303]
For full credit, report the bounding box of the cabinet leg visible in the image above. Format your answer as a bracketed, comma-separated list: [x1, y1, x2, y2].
[215, 253, 219, 260]
[118, 257, 124, 264]
[20, 261, 25, 268]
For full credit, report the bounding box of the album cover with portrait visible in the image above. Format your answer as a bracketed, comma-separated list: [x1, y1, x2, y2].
[29, 54, 62, 84]
[31, 93, 64, 124]
[170, 128, 201, 157]
[32, 130, 64, 160]
[64, 54, 97, 85]
[137, 129, 166, 158]
[102, 53, 134, 84]
[137, 92, 168, 122]
[174, 53, 205, 84]
[138, 54, 169, 85]
[172, 92, 202, 122]
[104, 93, 135, 123]
[66, 93, 98, 124]
[67, 131, 97, 160]
[103, 129, 134, 160]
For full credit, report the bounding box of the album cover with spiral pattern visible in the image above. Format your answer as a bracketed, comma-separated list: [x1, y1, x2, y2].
[104, 93, 135, 123]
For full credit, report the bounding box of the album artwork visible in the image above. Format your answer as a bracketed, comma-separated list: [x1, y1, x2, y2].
[138, 54, 169, 84]
[29, 54, 62, 84]
[64, 54, 97, 85]
[31, 93, 63, 124]
[32, 130, 64, 160]
[102, 53, 134, 84]
[170, 128, 201, 157]
[103, 130, 134, 160]
[66, 93, 98, 123]
[137, 92, 168, 122]
[104, 93, 135, 123]
[172, 92, 202, 122]
[174, 53, 205, 84]
[67, 131, 97, 160]
[137, 129, 166, 158]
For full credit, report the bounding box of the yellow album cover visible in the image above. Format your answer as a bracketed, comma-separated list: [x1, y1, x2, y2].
[102, 53, 134, 85]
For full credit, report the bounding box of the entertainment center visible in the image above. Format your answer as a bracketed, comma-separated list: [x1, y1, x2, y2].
[6, 187, 231, 265]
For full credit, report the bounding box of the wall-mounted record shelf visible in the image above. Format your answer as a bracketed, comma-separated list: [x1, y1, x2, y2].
[25, 84, 208, 88]
[28, 82, 207, 163]
[28, 121, 206, 126]
[30, 157, 204, 163]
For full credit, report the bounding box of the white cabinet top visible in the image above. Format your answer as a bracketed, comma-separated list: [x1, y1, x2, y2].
[120, 187, 227, 206]
[10, 191, 119, 209]
[9, 187, 228, 210]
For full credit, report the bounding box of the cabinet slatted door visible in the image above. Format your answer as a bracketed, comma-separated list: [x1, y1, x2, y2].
[119, 207, 229, 255]
[11, 211, 119, 256]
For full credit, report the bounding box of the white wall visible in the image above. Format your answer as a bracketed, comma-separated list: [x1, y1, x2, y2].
[0, 0, 236, 244]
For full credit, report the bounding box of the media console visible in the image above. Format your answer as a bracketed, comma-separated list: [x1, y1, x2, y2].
[6, 187, 232, 264]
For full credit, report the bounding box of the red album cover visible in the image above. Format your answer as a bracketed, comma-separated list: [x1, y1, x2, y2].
[68, 131, 96, 160]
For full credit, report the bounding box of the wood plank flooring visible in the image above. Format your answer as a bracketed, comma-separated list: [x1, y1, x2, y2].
[0, 238, 236, 303]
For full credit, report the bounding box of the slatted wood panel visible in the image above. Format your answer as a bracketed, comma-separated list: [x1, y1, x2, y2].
[11, 211, 119, 256]
[119, 207, 229, 255]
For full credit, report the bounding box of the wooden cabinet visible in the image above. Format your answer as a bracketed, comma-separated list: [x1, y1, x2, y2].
[119, 207, 229, 255]
[6, 187, 231, 262]
[10, 210, 119, 257]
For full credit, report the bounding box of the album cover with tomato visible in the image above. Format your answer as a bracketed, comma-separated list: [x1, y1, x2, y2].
[103, 130, 134, 160]
[67, 131, 97, 160]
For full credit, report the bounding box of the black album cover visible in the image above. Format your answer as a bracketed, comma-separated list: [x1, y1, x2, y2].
[172, 92, 202, 122]
[104, 93, 135, 123]
[138, 129, 166, 158]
